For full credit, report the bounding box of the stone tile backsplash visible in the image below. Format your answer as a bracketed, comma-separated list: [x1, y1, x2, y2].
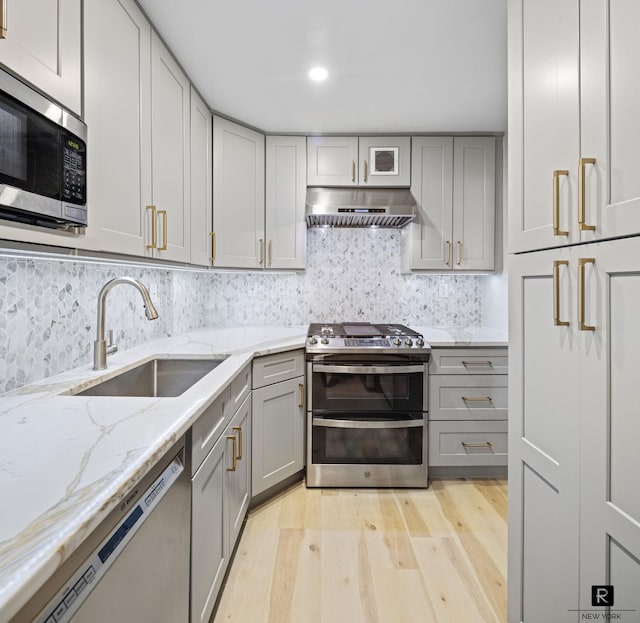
[1, 229, 485, 392]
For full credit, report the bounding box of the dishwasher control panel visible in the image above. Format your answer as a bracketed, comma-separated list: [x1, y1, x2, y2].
[35, 456, 184, 623]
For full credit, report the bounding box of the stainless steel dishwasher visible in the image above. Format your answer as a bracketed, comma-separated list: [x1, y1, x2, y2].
[13, 439, 191, 623]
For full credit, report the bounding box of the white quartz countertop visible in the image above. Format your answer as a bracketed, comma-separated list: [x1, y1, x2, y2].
[0, 325, 307, 621]
[0, 323, 506, 619]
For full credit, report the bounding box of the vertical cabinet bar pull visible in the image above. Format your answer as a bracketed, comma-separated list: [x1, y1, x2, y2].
[457, 241, 462, 266]
[268, 239, 273, 266]
[445, 240, 452, 266]
[0, 0, 7, 38]
[209, 232, 216, 263]
[232, 426, 243, 460]
[157, 210, 168, 251]
[578, 157, 596, 231]
[553, 260, 570, 326]
[259, 238, 264, 265]
[363, 160, 368, 182]
[226, 436, 237, 471]
[553, 170, 569, 236]
[351, 160, 356, 183]
[298, 383, 304, 408]
[146, 205, 157, 249]
[578, 258, 596, 331]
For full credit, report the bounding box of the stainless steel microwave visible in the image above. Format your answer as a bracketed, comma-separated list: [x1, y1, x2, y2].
[0, 70, 87, 230]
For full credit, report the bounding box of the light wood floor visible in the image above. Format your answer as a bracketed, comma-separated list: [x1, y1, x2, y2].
[213, 479, 508, 623]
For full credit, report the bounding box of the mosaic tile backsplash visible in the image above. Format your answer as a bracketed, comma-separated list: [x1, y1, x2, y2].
[1, 229, 488, 392]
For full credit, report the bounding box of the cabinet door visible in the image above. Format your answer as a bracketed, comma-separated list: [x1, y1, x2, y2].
[580, 0, 640, 243]
[150, 33, 190, 262]
[83, 0, 153, 257]
[189, 87, 213, 266]
[307, 136, 358, 186]
[213, 117, 265, 268]
[508, 0, 580, 253]
[407, 137, 453, 270]
[508, 247, 580, 622]
[0, 0, 81, 113]
[225, 395, 252, 552]
[358, 136, 411, 187]
[578, 237, 640, 614]
[252, 376, 305, 496]
[453, 137, 495, 270]
[191, 435, 228, 623]
[265, 136, 306, 269]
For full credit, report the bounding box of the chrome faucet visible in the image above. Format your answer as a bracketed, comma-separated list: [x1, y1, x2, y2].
[93, 277, 159, 370]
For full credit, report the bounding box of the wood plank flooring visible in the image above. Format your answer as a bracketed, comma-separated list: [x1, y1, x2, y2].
[213, 479, 507, 623]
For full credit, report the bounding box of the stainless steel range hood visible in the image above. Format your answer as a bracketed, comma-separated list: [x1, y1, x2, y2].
[305, 187, 417, 228]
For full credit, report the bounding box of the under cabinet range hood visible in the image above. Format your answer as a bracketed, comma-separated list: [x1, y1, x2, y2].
[305, 187, 417, 228]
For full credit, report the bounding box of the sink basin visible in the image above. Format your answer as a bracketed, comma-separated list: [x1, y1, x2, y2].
[73, 357, 229, 397]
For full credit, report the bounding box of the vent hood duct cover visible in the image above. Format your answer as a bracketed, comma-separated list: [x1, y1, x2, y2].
[305, 188, 416, 228]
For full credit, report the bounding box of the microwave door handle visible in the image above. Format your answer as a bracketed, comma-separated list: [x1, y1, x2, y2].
[311, 417, 423, 429]
[312, 364, 425, 375]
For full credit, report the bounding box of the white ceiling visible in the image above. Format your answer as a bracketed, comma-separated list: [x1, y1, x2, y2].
[138, 0, 507, 134]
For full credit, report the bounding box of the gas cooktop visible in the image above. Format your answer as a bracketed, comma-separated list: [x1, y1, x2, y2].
[306, 322, 430, 355]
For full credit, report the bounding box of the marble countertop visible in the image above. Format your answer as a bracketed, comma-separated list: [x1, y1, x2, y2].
[0, 323, 507, 619]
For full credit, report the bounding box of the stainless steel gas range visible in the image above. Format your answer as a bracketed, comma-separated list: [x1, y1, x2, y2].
[305, 323, 431, 488]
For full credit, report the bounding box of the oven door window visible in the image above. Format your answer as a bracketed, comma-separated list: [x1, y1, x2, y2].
[311, 413, 423, 465]
[311, 364, 424, 413]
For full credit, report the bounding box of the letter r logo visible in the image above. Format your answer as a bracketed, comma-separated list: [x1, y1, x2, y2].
[591, 585, 614, 607]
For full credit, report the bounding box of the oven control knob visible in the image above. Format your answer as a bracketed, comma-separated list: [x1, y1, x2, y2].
[416, 338, 425, 347]
[404, 338, 413, 346]
[310, 336, 318, 345]
[321, 337, 329, 345]
[393, 338, 401, 346]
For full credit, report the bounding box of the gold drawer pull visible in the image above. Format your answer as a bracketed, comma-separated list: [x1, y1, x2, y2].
[461, 360, 493, 367]
[363, 159, 368, 182]
[351, 160, 356, 183]
[298, 383, 304, 408]
[578, 257, 596, 331]
[232, 426, 243, 460]
[462, 396, 493, 402]
[457, 240, 462, 266]
[209, 231, 216, 263]
[462, 442, 493, 450]
[553, 260, 570, 326]
[0, 1, 6, 38]
[553, 170, 569, 236]
[578, 157, 596, 231]
[146, 205, 157, 249]
[445, 240, 452, 266]
[226, 435, 237, 471]
[157, 209, 168, 251]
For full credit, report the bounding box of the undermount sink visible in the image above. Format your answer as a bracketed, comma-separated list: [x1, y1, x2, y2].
[72, 357, 229, 397]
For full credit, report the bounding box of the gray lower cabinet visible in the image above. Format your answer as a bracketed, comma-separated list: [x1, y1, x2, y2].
[428, 347, 508, 471]
[190, 376, 251, 623]
[252, 350, 305, 496]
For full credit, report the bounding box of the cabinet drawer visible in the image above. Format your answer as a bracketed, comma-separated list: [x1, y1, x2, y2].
[428, 420, 507, 467]
[191, 386, 231, 475]
[430, 374, 508, 421]
[252, 349, 305, 389]
[429, 348, 508, 375]
[229, 363, 251, 415]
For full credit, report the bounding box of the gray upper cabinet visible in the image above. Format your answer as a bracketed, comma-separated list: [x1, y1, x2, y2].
[265, 136, 307, 269]
[307, 136, 410, 187]
[213, 116, 265, 268]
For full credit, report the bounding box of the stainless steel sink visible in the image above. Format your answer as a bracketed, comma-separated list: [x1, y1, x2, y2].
[73, 357, 228, 397]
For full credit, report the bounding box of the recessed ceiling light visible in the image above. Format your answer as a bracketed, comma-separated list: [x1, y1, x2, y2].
[309, 67, 328, 82]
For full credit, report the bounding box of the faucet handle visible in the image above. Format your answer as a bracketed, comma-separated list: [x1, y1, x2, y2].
[106, 329, 118, 356]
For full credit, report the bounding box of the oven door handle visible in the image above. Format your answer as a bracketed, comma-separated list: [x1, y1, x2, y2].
[312, 364, 425, 375]
[312, 417, 423, 429]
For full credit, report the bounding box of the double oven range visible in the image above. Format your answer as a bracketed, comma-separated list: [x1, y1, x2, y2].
[305, 323, 431, 488]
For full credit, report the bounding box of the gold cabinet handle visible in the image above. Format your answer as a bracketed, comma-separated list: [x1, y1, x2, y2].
[259, 238, 264, 265]
[232, 426, 243, 460]
[553, 260, 570, 326]
[351, 160, 356, 183]
[445, 240, 452, 267]
[268, 239, 273, 267]
[209, 232, 216, 263]
[461, 396, 493, 402]
[462, 441, 493, 450]
[226, 435, 237, 471]
[579, 157, 596, 231]
[457, 241, 462, 266]
[363, 159, 368, 183]
[553, 170, 570, 236]
[146, 205, 157, 249]
[298, 383, 304, 408]
[578, 258, 596, 331]
[0, 0, 7, 38]
[157, 209, 168, 251]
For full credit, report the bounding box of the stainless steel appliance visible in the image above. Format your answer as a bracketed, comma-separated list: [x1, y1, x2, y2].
[14, 440, 190, 623]
[306, 323, 430, 488]
[0, 70, 87, 230]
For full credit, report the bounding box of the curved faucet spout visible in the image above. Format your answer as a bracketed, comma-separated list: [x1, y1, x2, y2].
[93, 277, 159, 370]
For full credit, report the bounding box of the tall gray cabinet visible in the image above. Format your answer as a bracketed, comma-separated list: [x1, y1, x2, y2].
[508, 0, 640, 620]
